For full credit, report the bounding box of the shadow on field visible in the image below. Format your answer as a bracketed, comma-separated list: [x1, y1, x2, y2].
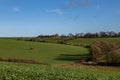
[55, 54, 90, 62]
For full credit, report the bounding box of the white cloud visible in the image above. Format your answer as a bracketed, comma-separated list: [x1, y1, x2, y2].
[13, 7, 20, 12]
[46, 9, 63, 15]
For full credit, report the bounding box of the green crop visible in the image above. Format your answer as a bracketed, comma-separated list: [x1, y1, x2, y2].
[0, 62, 120, 80]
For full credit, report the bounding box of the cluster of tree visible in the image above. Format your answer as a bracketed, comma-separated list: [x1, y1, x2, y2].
[90, 41, 120, 66]
[37, 31, 120, 38]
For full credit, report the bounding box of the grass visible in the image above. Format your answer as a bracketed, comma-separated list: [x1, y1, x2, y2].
[67, 37, 120, 46]
[0, 62, 120, 80]
[0, 38, 88, 64]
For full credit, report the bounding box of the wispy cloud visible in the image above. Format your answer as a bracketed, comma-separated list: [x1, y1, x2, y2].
[46, 9, 63, 15]
[63, 0, 91, 10]
[80, 0, 90, 7]
[46, 0, 91, 16]
[66, 2, 80, 9]
[12, 7, 20, 12]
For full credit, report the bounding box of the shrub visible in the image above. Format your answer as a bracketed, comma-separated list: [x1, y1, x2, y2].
[90, 41, 120, 65]
[106, 49, 120, 65]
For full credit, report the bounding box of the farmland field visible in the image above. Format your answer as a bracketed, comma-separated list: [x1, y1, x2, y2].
[29, 37, 120, 46]
[0, 38, 120, 80]
[0, 38, 88, 64]
[0, 62, 120, 80]
[67, 37, 120, 46]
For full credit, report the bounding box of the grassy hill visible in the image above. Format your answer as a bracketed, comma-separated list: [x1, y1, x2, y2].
[67, 38, 120, 46]
[0, 39, 88, 64]
[27, 37, 120, 46]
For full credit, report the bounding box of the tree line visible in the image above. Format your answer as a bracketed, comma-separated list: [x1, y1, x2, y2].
[37, 31, 120, 38]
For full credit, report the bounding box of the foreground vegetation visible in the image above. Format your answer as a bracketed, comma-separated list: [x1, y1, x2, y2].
[0, 62, 120, 80]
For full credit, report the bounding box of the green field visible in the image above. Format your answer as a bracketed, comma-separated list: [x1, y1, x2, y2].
[67, 38, 120, 46]
[0, 38, 120, 64]
[0, 62, 120, 80]
[29, 37, 120, 46]
[0, 38, 88, 64]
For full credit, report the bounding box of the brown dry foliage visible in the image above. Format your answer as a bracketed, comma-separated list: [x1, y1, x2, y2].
[90, 41, 120, 65]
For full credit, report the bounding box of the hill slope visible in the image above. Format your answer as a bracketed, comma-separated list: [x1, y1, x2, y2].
[67, 38, 120, 46]
[0, 39, 88, 64]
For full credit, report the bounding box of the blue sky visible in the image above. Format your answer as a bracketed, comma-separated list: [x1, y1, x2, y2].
[0, 0, 120, 37]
